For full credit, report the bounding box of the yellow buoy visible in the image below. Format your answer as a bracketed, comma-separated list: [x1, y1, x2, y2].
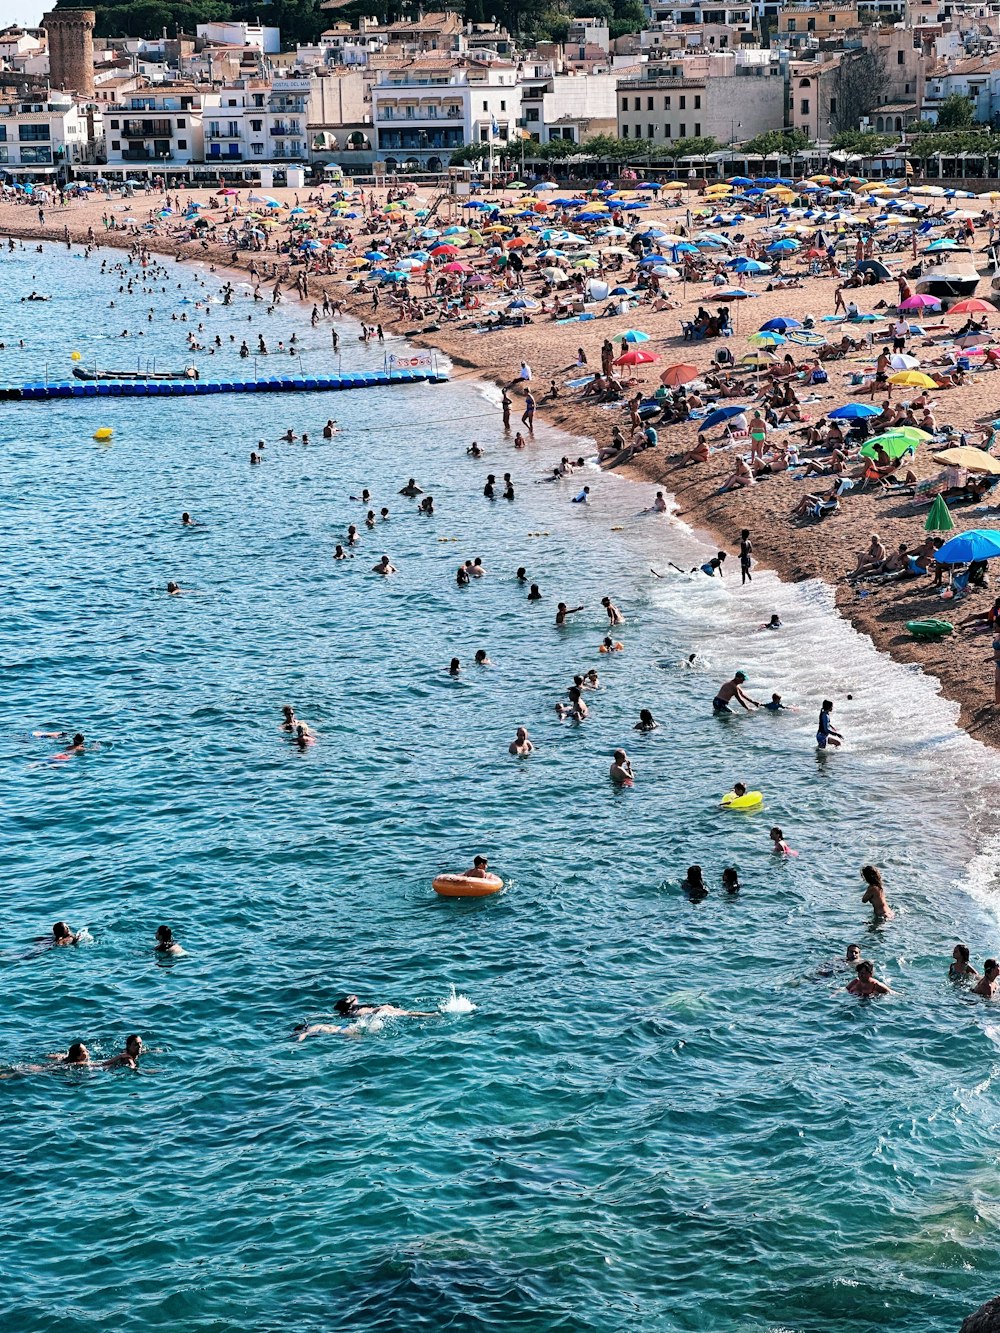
[70, 351, 82, 362]
[93, 427, 113, 441]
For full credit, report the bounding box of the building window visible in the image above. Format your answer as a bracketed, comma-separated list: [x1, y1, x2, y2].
[648, 123, 654, 137]
[694, 122, 701, 135]
[634, 96, 641, 110]
[251, 142, 263, 154]
[177, 118, 185, 128]
[647, 96, 653, 110]
[111, 139, 120, 150]
[622, 125, 629, 137]
[526, 107, 539, 121]
[500, 99, 506, 110]
[897, 49, 904, 63]
[251, 119, 262, 131]
[664, 124, 671, 138]
[800, 98, 809, 113]
[679, 94, 686, 109]
[177, 138, 187, 149]
[19, 124, 50, 141]
[664, 95, 671, 108]
[694, 94, 701, 108]
[620, 96, 628, 109]
[482, 100, 488, 111]
[679, 122, 686, 136]
[110, 118, 119, 129]
[787, 17, 796, 29]
[0, 126, 5, 142]
[829, 96, 837, 114]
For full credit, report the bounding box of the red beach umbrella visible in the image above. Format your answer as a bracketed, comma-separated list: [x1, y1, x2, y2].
[614, 349, 660, 366]
[660, 362, 700, 386]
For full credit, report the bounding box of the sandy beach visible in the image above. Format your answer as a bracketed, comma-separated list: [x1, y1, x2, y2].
[4, 178, 1000, 745]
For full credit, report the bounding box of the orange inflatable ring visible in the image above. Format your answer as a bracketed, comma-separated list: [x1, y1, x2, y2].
[432, 873, 504, 898]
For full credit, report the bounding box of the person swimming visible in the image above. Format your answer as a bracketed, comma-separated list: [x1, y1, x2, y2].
[474, 649, 492, 666]
[449, 658, 461, 676]
[609, 749, 633, 786]
[50, 921, 81, 946]
[47, 1041, 91, 1066]
[949, 944, 979, 983]
[721, 868, 741, 894]
[762, 614, 782, 630]
[527, 584, 542, 601]
[103, 1034, 143, 1070]
[280, 705, 298, 732]
[154, 925, 184, 956]
[372, 555, 397, 575]
[847, 961, 891, 997]
[465, 856, 491, 880]
[769, 826, 795, 856]
[294, 995, 439, 1040]
[763, 693, 787, 713]
[861, 865, 893, 921]
[600, 636, 624, 653]
[681, 865, 707, 899]
[634, 709, 658, 731]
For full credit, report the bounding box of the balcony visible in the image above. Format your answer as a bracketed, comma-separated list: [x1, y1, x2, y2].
[122, 148, 173, 161]
[272, 146, 305, 159]
[270, 121, 301, 136]
[206, 129, 241, 139]
[123, 119, 171, 136]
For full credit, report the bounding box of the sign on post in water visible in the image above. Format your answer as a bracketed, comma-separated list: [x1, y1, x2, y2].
[387, 351, 434, 376]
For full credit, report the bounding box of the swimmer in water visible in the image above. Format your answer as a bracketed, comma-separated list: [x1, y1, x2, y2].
[721, 868, 741, 894]
[571, 486, 590, 504]
[372, 555, 397, 575]
[294, 995, 438, 1039]
[769, 826, 795, 855]
[280, 705, 298, 732]
[527, 584, 542, 601]
[609, 749, 633, 786]
[474, 649, 492, 667]
[50, 921, 81, 947]
[973, 960, 1000, 999]
[293, 724, 314, 750]
[555, 601, 584, 626]
[399, 478, 423, 497]
[166, 582, 189, 595]
[350, 489, 372, 505]
[334, 545, 349, 560]
[449, 658, 461, 676]
[556, 686, 588, 721]
[847, 960, 891, 997]
[949, 944, 979, 983]
[817, 699, 843, 749]
[600, 636, 624, 654]
[634, 709, 658, 731]
[465, 856, 491, 880]
[860, 865, 893, 922]
[509, 726, 534, 756]
[516, 567, 527, 584]
[763, 693, 787, 713]
[103, 1034, 143, 1070]
[601, 596, 624, 626]
[47, 1042, 91, 1066]
[649, 491, 668, 514]
[181, 512, 202, 527]
[762, 614, 782, 630]
[713, 672, 759, 715]
[467, 441, 483, 458]
[155, 925, 185, 956]
[457, 565, 470, 586]
[681, 865, 707, 899]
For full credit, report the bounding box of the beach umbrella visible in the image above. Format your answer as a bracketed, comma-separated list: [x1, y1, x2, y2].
[766, 238, 800, 253]
[935, 529, 1000, 563]
[441, 261, 470, 272]
[748, 330, 786, 347]
[889, 353, 921, 370]
[860, 428, 930, 461]
[541, 266, 569, 281]
[933, 447, 1000, 475]
[947, 298, 995, 314]
[614, 349, 660, 366]
[899, 294, 941, 310]
[924, 495, 955, 534]
[760, 317, 802, 332]
[661, 363, 700, 387]
[621, 330, 650, 342]
[703, 405, 748, 429]
[730, 258, 769, 274]
[888, 370, 936, 388]
[716, 288, 753, 301]
[828, 402, 882, 419]
[365, 250, 388, 261]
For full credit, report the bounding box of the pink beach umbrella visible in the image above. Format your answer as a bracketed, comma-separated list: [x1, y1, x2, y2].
[899, 294, 941, 310]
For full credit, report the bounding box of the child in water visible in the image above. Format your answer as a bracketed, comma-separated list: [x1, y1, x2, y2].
[770, 826, 796, 856]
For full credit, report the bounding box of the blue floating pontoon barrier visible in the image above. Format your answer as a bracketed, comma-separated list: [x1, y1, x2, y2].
[0, 369, 448, 402]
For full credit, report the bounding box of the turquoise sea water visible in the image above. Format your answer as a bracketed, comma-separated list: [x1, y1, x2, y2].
[4, 241, 1000, 1332]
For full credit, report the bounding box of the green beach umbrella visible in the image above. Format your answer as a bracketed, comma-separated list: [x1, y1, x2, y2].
[860, 428, 930, 462]
[924, 494, 955, 534]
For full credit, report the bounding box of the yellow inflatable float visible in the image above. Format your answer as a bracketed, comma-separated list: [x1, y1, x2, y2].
[93, 427, 114, 441]
[721, 790, 763, 810]
[432, 873, 504, 898]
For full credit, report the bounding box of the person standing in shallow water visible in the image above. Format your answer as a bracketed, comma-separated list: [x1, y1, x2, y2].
[861, 865, 893, 921]
[739, 529, 753, 585]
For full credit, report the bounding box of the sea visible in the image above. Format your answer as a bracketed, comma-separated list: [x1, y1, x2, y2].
[3, 237, 1000, 1333]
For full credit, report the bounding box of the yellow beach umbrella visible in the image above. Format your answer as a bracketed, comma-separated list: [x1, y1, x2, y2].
[932, 446, 1000, 474]
[662, 181, 686, 191]
[888, 370, 937, 388]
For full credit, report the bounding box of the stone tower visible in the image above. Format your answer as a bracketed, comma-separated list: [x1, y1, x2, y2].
[42, 9, 96, 97]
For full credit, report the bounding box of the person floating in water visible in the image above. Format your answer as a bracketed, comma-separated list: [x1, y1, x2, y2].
[721, 868, 741, 894]
[49, 921, 81, 947]
[102, 1034, 144, 1070]
[372, 555, 397, 575]
[634, 709, 658, 731]
[294, 995, 439, 1040]
[763, 693, 787, 713]
[465, 855, 492, 879]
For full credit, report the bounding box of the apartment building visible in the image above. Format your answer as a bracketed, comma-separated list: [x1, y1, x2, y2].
[104, 86, 202, 165]
[616, 51, 783, 144]
[0, 90, 94, 175]
[370, 57, 519, 169]
[519, 63, 622, 142]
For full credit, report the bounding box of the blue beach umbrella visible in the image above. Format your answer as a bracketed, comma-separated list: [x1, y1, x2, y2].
[621, 330, 650, 342]
[760, 317, 802, 332]
[703, 405, 748, 430]
[934, 529, 1000, 564]
[730, 258, 768, 274]
[831, 402, 889, 424]
[767, 238, 800, 253]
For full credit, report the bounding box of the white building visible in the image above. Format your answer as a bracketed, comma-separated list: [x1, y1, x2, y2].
[104, 86, 203, 167]
[196, 21, 281, 54]
[519, 64, 623, 142]
[371, 57, 519, 170]
[0, 91, 94, 177]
